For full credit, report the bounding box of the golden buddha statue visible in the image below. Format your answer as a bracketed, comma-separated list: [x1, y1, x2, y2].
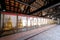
[4, 17, 12, 30]
[18, 19, 23, 28]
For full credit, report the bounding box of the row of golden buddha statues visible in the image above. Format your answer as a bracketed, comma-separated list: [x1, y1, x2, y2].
[3, 16, 55, 31]
[4, 17, 23, 30]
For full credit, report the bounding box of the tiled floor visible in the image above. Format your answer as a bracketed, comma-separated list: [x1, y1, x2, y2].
[0, 24, 56, 40]
[28, 25, 60, 40]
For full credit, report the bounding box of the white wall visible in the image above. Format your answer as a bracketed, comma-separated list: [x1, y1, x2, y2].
[1, 13, 55, 28]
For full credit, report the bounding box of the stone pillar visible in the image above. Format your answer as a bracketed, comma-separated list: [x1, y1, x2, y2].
[0, 4, 1, 29]
[0, 12, 1, 28]
[57, 18, 60, 24]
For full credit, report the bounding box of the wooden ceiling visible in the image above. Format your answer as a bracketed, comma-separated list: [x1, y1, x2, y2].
[0, 0, 60, 19]
[1, 0, 47, 13]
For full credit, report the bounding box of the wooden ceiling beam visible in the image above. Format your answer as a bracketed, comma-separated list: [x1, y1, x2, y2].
[28, 1, 60, 15]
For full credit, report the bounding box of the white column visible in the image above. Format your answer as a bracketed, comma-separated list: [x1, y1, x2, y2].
[57, 18, 60, 24]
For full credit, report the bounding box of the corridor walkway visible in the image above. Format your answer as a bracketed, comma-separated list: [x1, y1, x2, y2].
[0, 25, 56, 40]
[28, 25, 60, 40]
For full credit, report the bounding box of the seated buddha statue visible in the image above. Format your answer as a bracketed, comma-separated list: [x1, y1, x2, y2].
[4, 17, 12, 30]
[18, 19, 23, 28]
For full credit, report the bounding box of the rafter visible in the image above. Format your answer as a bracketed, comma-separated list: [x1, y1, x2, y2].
[28, 1, 60, 15]
[15, 0, 37, 8]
